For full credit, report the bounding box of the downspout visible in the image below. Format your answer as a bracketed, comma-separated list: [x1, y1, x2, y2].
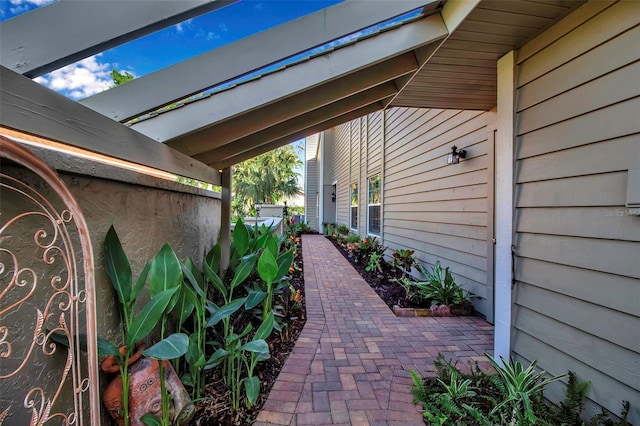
[494, 51, 516, 361]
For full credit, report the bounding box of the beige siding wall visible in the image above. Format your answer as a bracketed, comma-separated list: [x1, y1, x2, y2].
[304, 134, 319, 231]
[323, 107, 492, 319]
[384, 107, 491, 319]
[513, 1, 640, 422]
[333, 124, 350, 226]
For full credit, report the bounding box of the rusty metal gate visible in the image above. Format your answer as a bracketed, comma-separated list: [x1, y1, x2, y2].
[0, 136, 100, 425]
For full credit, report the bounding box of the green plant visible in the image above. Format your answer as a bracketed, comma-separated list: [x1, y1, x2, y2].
[391, 248, 416, 273]
[100, 227, 188, 426]
[366, 252, 384, 273]
[486, 354, 566, 424]
[336, 224, 350, 236]
[415, 261, 469, 306]
[590, 401, 631, 426]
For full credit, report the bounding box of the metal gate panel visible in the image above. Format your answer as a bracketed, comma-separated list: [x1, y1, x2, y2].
[0, 136, 100, 425]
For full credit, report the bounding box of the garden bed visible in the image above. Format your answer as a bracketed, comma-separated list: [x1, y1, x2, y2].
[189, 236, 308, 425]
[326, 235, 475, 317]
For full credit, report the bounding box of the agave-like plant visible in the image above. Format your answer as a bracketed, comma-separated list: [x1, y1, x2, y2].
[486, 354, 566, 424]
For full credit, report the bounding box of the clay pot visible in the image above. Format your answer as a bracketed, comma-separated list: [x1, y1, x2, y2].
[101, 344, 195, 426]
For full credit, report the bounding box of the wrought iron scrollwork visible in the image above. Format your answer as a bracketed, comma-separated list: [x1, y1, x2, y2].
[0, 136, 100, 425]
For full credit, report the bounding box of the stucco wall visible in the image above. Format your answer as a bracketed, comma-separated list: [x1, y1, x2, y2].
[1, 146, 221, 424]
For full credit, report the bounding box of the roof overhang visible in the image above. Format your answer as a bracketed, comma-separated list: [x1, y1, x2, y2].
[0, 0, 586, 174]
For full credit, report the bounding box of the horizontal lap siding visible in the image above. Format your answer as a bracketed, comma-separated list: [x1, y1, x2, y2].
[305, 135, 319, 230]
[384, 107, 491, 318]
[334, 123, 350, 226]
[513, 1, 640, 422]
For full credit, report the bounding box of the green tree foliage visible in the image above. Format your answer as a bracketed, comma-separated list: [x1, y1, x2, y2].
[232, 145, 302, 217]
[111, 69, 134, 87]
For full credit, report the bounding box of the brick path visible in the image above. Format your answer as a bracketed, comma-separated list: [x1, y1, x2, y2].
[255, 235, 494, 425]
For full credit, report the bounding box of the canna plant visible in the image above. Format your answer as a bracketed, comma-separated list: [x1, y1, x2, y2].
[391, 248, 416, 274]
[100, 226, 188, 426]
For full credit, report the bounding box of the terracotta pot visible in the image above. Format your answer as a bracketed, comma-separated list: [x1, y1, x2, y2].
[101, 344, 195, 426]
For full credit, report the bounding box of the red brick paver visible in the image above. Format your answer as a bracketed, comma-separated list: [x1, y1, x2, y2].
[255, 235, 493, 425]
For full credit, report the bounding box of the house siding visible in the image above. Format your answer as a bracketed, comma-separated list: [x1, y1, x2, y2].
[384, 107, 492, 319]
[304, 134, 319, 230]
[512, 0, 640, 422]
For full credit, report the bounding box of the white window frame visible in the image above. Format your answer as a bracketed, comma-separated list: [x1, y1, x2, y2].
[367, 174, 381, 236]
[350, 182, 358, 231]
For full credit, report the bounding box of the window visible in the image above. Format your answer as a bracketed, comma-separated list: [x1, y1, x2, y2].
[350, 183, 358, 229]
[368, 174, 381, 235]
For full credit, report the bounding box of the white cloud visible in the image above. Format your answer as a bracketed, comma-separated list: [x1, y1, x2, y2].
[218, 22, 229, 33]
[34, 55, 114, 100]
[10, 0, 56, 5]
[175, 18, 194, 34]
[206, 31, 220, 41]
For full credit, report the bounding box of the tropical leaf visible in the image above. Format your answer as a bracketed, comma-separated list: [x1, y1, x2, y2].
[140, 413, 162, 426]
[205, 242, 222, 275]
[241, 339, 269, 353]
[230, 254, 256, 291]
[104, 226, 132, 304]
[258, 248, 278, 284]
[264, 233, 278, 258]
[254, 312, 275, 341]
[245, 376, 260, 407]
[143, 333, 188, 360]
[148, 244, 183, 299]
[245, 290, 267, 310]
[206, 298, 246, 327]
[127, 288, 178, 346]
[204, 261, 226, 298]
[276, 248, 294, 281]
[205, 348, 229, 369]
[97, 336, 121, 357]
[131, 261, 151, 303]
[233, 219, 250, 256]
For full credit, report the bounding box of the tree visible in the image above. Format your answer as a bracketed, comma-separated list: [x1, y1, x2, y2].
[232, 145, 303, 217]
[111, 69, 134, 87]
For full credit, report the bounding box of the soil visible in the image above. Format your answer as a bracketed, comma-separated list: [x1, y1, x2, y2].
[326, 236, 474, 315]
[188, 236, 308, 426]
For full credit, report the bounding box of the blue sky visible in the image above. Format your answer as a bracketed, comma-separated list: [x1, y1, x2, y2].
[1, 0, 342, 99]
[1, 0, 346, 185]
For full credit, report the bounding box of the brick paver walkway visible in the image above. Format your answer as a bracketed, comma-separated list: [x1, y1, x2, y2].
[255, 235, 493, 425]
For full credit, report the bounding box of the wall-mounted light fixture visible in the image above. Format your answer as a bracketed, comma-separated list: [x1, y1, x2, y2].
[447, 145, 467, 165]
[331, 191, 336, 203]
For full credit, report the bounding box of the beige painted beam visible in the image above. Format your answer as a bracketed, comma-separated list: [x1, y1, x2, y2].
[211, 102, 384, 169]
[0, 66, 220, 185]
[80, 0, 437, 122]
[167, 53, 418, 155]
[194, 84, 397, 164]
[0, 0, 234, 78]
[130, 14, 448, 143]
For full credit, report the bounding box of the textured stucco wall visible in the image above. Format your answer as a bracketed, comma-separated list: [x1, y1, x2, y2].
[1, 150, 220, 424]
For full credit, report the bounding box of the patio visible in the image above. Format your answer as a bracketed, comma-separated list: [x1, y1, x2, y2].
[255, 235, 493, 425]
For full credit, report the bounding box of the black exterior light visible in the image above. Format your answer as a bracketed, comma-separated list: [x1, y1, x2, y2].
[447, 145, 467, 165]
[331, 191, 336, 203]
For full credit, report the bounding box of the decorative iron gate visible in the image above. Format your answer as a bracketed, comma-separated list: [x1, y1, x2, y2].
[0, 136, 100, 425]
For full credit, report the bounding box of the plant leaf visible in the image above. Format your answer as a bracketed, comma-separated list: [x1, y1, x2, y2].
[244, 376, 260, 407]
[143, 333, 188, 360]
[205, 242, 222, 275]
[233, 219, 250, 256]
[127, 288, 178, 346]
[181, 261, 203, 298]
[245, 290, 267, 310]
[97, 336, 121, 357]
[104, 226, 132, 304]
[205, 348, 229, 369]
[131, 260, 151, 302]
[265, 234, 278, 258]
[241, 339, 269, 353]
[230, 254, 256, 291]
[148, 244, 183, 301]
[206, 298, 246, 327]
[140, 413, 162, 426]
[276, 248, 294, 281]
[258, 248, 278, 284]
[204, 261, 226, 298]
[254, 312, 274, 341]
